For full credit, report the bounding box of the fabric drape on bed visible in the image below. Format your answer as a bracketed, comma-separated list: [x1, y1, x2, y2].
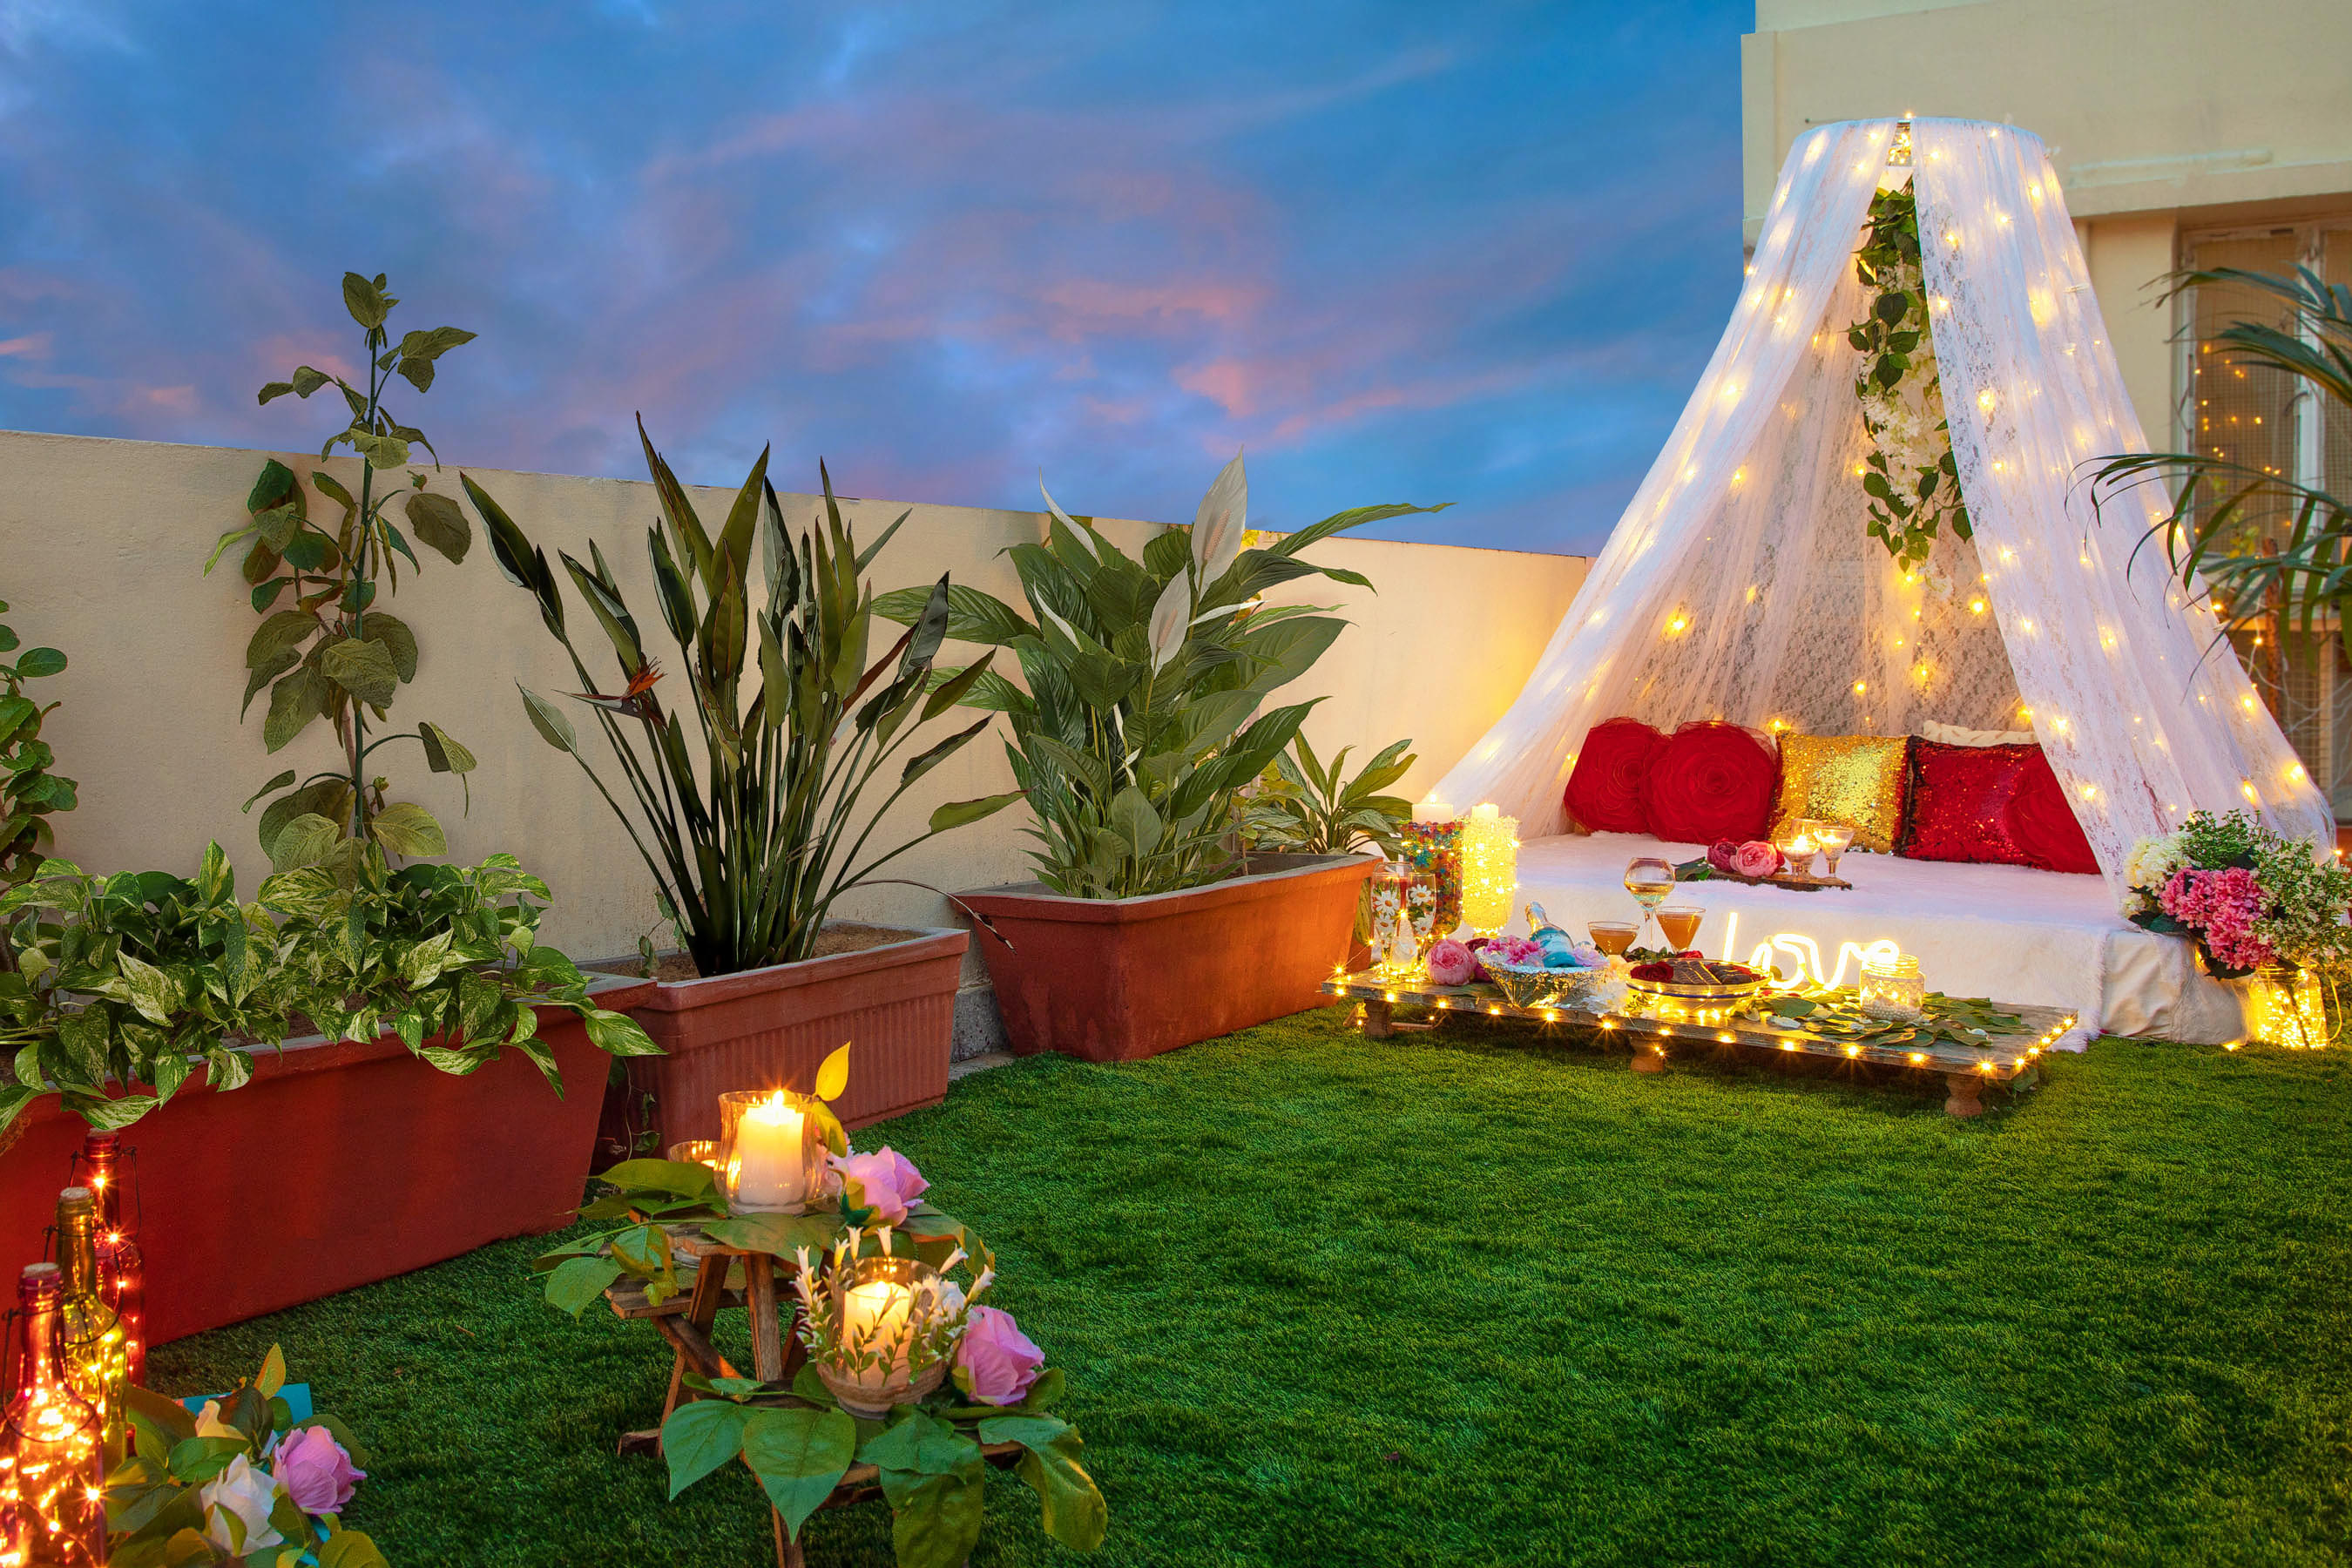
[1433, 118, 2331, 895]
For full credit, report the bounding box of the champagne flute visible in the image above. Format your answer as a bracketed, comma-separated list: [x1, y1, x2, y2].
[1624, 855, 1676, 949]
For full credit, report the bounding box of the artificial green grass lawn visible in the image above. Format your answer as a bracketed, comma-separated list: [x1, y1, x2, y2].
[154, 1010, 2352, 1567]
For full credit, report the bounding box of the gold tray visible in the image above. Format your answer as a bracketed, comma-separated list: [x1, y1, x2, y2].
[1625, 971, 1767, 1002]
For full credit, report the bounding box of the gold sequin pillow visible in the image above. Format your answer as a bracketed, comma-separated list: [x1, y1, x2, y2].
[1768, 733, 1913, 854]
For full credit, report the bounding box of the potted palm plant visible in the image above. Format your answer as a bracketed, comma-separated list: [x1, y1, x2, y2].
[892, 455, 1442, 1061]
[465, 422, 1019, 1146]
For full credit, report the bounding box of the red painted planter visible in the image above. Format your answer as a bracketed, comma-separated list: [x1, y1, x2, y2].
[613, 927, 967, 1152]
[961, 853, 1381, 1063]
[0, 977, 652, 1348]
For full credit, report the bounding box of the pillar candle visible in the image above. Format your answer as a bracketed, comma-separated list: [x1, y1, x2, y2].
[733, 1094, 808, 1208]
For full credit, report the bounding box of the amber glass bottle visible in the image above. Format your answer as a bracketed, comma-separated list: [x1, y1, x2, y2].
[0, 1262, 105, 1565]
[50, 1190, 125, 1458]
[80, 1132, 145, 1386]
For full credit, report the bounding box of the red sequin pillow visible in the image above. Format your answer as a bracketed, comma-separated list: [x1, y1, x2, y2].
[1564, 718, 1666, 833]
[1900, 740, 2099, 875]
[1639, 722, 1780, 845]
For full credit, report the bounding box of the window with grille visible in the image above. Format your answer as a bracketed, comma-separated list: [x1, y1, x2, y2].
[2181, 221, 2352, 818]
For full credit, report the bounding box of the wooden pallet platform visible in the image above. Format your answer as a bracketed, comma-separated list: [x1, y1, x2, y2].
[1322, 971, 2074, 1116]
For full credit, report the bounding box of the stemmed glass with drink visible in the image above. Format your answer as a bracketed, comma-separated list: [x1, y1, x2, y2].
[1657, 903, 1705, 955]
[1623, 855, 1676, 950]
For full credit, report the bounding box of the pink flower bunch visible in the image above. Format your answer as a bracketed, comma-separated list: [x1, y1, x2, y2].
[953, 1305, 1046, 1405]
[1424, 938, 1477, 986]
[1477, 936, 1544, 975]
[830, 1146, 929, 1226]
[2159, 866, 2275, 971]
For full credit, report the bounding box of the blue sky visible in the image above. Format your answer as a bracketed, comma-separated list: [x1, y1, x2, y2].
[0, 2, 1748, 554]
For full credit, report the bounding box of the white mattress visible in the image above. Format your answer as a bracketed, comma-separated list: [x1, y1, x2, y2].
[1513, 833, 2247, 1044]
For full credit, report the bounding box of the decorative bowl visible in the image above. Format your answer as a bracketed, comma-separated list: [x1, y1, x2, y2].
[1482, 961, 1563, 1009]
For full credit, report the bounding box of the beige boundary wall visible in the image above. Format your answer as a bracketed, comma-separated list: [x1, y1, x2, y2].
[0, 429, 1587, 1019]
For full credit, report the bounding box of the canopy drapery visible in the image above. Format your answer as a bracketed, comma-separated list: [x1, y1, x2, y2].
[1433, 118, 2331, 895]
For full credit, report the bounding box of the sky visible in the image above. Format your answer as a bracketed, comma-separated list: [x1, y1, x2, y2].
[0, 2, 1750, 556]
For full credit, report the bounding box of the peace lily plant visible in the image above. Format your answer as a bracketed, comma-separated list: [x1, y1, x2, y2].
[881, 452, 1443, 899]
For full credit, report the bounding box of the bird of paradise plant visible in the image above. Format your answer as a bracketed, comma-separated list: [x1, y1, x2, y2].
[463, 422, 1020, 976]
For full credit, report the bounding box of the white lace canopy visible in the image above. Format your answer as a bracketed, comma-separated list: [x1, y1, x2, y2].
[1434, 118, 2332, 896]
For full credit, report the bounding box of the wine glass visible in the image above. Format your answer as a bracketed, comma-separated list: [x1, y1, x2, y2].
[1814, 822, 1855, 879]
[1624, 855, 1676, 949]
[1657, 903, 1705, 955]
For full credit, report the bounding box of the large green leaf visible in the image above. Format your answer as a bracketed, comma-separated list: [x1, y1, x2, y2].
[982, 1417, 1109, 1551]
[543, 1254, 625, 1317]
[262, 666, 334, 753]
[659, 1398, 749, 1497]
[321, 637, 400, 706]
[267, 813, 345, 872]
[875, 583, 1033, 646]
[517, 686, 578, 753]
[741, 1406, 857, 1541]
[879, 1455, 987, 1568]
[929, 790, 1024, 833]
[368, 802, 445, 858]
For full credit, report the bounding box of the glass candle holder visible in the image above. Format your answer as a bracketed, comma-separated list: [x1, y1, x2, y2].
[666, 1139, 721, 1173]
[805, 1253, 953, 1418]
[1856, 953, 1925, 1018]
[1813, 822, 1855, 879]
[1781, 821, 1820, 878]
[1460, 805, 1518, 937]
[1398, 819, 1463, 938]
[716, 1091, 828, 1213]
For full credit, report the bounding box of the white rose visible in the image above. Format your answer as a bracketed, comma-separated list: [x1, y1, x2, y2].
[199, 1454, 286, 1557]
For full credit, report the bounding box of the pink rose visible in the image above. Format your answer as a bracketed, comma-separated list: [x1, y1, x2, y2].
[831, 1146, 929, 1225]
[1731, 841, 1782, 879]
[1706, 840, 1741, 875]
[1424, 939, 1477, 986]
[953, 1305, 1044, 1406]
[272, 1424, 364, 1515]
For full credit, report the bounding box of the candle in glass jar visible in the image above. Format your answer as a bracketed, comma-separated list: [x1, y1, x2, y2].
[842, 1277, 915, 1362]
[734, 1093, 808, 1208]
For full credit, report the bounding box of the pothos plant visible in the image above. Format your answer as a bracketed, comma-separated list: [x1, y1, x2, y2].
[0, 596, 76, 889]
[204, 271, 480, 872]
[1849, 186, 1970, 568]
[0, 841, 658, 1137]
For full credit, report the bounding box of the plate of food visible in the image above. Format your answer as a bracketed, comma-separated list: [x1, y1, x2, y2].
[1625, 956, 1767, 1001]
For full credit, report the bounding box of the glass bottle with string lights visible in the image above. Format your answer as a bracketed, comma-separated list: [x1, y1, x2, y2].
[75, 1132, 144, 1388]
[48, 1192, 125, 1461]
[0, 1262, 106, 1566]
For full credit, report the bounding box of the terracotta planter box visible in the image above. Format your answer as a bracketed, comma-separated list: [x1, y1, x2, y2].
[0, 976, 652, 1347]
[962, 853, 1381, 1063]
[611, 926, 968, 1152]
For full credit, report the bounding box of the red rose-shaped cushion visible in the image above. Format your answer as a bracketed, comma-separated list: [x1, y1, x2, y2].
[1900, 740, 2098, 874]
[1564, 717, 1666, 833]
[1639, 722, 1779, 844]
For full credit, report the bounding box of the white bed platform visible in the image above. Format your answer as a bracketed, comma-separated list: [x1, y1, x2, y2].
[1517, 833, 2248, 1045]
